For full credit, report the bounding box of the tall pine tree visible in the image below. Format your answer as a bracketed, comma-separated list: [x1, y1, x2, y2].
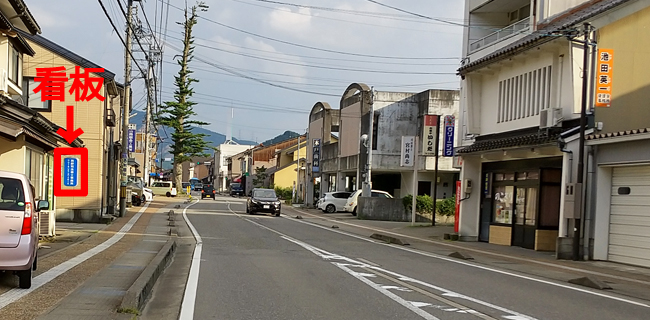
[155, 2, 210, 190]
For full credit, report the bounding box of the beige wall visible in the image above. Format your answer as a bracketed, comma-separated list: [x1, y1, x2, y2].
[339, 101, 360, 157]
[0, 136, 26, 173]
[595, 6, 650, 134]
[23, 41, 113, 211]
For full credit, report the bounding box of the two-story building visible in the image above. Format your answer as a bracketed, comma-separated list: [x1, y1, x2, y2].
[310, 83, 461, 208]
[456, 0, 648, 254]
[20, 31, 124, 222]
[213, 141, 254, 192]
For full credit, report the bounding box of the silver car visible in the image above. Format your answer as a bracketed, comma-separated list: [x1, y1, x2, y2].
[0, 171, 49, 288]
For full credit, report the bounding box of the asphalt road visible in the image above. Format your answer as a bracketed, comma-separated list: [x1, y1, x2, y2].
[181, 195, 650, 320]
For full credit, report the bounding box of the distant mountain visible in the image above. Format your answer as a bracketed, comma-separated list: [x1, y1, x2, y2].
[260, 130, 300, 146]
[129, 110, 257, 170]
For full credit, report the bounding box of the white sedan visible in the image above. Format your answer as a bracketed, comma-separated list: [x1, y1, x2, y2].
[317, 192, 352, 213]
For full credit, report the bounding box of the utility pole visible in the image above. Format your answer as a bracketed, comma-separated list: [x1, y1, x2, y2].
[362, 88, 374, 198]
[295, 134, 300, 203]
[120, 0, 134, 217]
[143, 62, 153, 186]
[574, 23, 592, 261]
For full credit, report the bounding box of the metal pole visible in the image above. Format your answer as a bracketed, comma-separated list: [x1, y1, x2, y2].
[431, 115, 441, 226]
[120, 0, 134, 218]
[295, 134, 300, 203]
[412, 136, 419, 226]
[363, 88, 374, 198]
[574, 23, 591, 261]
[143, 63, 153, 187]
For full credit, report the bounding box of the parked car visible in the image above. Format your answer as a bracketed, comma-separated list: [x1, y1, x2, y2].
[0, 171, 49, 288]
[201, 184, 216, 199]
[194, 183, 203, 191]
[317, 191, 352, 213]
[343, 189, 393, 216]
[229, 182, 244, 196]
[246, 188, 281, 216]
[142, 187, 153, 202]
[149, 181, 177, 197]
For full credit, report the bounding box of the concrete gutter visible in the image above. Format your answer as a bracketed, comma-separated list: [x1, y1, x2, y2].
[120, 237, 177, 313]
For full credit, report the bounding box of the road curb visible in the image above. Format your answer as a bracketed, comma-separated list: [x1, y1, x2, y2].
[119, 237, 177, 313]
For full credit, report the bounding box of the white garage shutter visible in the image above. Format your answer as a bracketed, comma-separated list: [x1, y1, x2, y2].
[608, 166, 650, 267]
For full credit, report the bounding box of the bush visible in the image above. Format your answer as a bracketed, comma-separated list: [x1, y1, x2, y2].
[274, 186, 293, 201]
[436, 196, 456, 216]
[402, 194, 434, 214]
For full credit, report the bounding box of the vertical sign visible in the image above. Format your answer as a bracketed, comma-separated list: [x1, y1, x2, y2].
[63, 158, 78, 187]
[422, 115, 438, 156]
[595, 48, 614, 107]
[128, 129, 136, 152]
[312, 138, 321, 173]
[400, 136, 414, 167]
[455, 180, 461, 233]
[443, 115, 455, 157]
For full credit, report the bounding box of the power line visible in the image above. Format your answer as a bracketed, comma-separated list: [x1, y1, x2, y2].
[166, 35, 456, 75]
[365, 0, 471, 28]
[97, 0, 147, 77]
[157, 0, 447, 60]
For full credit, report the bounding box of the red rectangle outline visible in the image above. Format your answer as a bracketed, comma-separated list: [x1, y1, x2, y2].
[54, 147, 88, 197]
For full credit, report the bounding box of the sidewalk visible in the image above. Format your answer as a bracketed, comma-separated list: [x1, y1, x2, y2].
[0, 197, 185, 320]
[289, 207, 650, 303]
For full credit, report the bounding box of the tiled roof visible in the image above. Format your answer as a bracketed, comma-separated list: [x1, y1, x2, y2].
[459, 0, 634, 75]
[457, 131, 559, 154]
[586, 128, 650, 140]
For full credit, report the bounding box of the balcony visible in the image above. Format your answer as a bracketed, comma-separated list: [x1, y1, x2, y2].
[469, 17, 530, 53]
[106, 108, 116, 127]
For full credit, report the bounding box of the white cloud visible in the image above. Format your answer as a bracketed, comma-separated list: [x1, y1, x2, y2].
[267, 7, 312, 35]
[243, 37, 308, 84]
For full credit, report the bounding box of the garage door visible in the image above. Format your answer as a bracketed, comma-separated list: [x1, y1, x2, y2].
[608, 166, 650, 267]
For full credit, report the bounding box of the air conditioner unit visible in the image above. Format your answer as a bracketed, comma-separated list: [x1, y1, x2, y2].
[39, 210, 56, 237]
[539, 108, 563, 129]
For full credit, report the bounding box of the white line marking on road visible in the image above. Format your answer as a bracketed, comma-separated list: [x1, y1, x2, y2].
[0, 202, 151, 310]
[357, 257, 380, 267]
[381, 285, 413, 292]
[410, 301, 433, 308]
[282, 209, 650, 308]
[178, 199, 201, 320]
[292, 208, 650, 287]
[279, 234, 537, 320]
[334, 263, 440, 320]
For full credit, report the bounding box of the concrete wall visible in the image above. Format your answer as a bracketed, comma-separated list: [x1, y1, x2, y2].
[358, 197, 431, 222]
[0, 135, 26, 173]
[339, 101, 361, 158]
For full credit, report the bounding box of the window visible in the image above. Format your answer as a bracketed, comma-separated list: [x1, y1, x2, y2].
[493, 186, 514, 224]
[23, 77, 51, 111]
[498, 66, 552, 123]
[0, 178, 25, 211]
[372, 113, 379, 150]
[24, 149, 43, 200]
[8, 45, 22, 85]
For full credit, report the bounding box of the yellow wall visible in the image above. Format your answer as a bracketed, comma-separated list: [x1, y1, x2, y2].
[23, 40, 113, 211]
[595, 6, 650, 133]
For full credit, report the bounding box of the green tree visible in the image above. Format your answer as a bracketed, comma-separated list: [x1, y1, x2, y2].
[155, 2, 210, 190]
[253, 166, 267, 187]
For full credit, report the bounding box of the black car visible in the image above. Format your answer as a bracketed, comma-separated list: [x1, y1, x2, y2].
[246, 188, 281, 216]
[194, 183, 203, 191]
[201, 184, 215, 199]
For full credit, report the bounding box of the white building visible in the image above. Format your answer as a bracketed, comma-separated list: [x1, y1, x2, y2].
[456, 0, 642, 253]
[213, 141, 254, 191]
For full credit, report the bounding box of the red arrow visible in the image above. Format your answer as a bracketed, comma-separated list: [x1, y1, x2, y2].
[56, 105, 84, 144]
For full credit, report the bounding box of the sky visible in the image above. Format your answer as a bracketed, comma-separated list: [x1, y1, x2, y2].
[27, 0, 465, 144]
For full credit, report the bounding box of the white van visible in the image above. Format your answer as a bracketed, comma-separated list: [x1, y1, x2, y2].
[149, 181, 177, 197]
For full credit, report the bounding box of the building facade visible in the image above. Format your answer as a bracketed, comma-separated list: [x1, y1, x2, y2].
[456, 0, 649, 255]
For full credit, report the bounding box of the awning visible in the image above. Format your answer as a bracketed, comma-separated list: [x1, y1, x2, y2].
[127, 158, 140, 168]
[232, 175, 242, 183]
[457, 131, 560, 154]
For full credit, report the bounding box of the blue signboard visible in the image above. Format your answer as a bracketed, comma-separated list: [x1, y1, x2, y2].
[128, 129, 136, 152]
[63, 157, 78, 187]
[443, 115, 455, 157]
[312, 139, 321, 173]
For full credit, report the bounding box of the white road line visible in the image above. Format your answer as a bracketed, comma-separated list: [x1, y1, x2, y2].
[0, 202, 151, 310]
[334, 263, 439, 320]
[281, 236, 536, 320]
[178, 199, 201, 320]
[292, 208, 650, 287]
[282, 210, 650, 308]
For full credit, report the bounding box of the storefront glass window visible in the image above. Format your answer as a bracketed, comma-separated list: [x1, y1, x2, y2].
[504, 173, 515, 181]
[493, 185, 514, 224]
[515, 187, 538, 226]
